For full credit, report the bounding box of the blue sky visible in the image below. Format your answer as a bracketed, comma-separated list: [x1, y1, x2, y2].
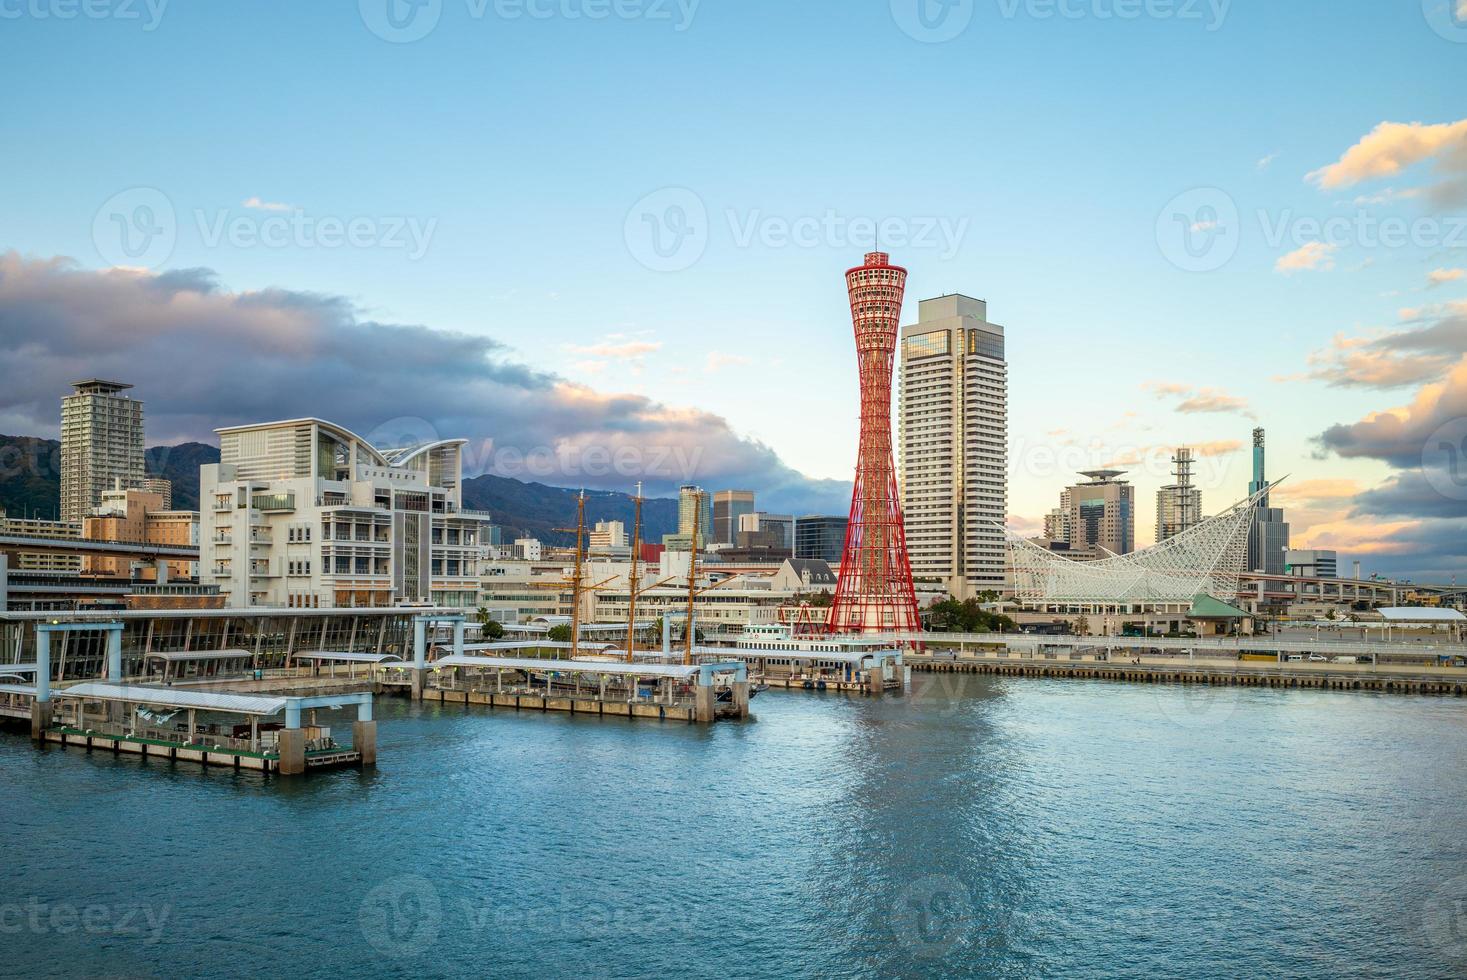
[2, 0, 1465, 576]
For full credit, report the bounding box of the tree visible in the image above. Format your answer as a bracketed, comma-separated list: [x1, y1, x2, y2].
[547, 624, 573, 643]
[1073, 614, 1090, 636]
[925, 595, 1017, 634]
[476, 607, 505, 640]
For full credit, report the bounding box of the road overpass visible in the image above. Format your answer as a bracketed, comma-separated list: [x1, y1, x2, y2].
[0, 534, 199, 562]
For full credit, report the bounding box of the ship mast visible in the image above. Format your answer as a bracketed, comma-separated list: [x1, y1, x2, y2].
[684, 489, 701, 666]
[570, 490, 585, 660]
[625, 482, 643, 664]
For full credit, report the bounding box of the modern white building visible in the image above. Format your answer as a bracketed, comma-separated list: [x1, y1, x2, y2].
[60, 380, 145, 522]
[200, 418, 491, 609]
[897, 294, 1008, 598]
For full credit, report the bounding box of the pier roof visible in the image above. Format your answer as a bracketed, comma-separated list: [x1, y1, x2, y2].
[59, 683, 290, 716]
[435, 655, 717, 678]
[459, 641, 613, 653]
[144, 649, 254, 662]
[293, 651, 404, 664]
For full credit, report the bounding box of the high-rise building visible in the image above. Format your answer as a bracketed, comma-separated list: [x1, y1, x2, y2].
[794, 515, 848, 565]
[897, 293, 1008, 599]
[712, 490, 755, 546]
[1156, 447, 1202, 542]
[1042, 507, 1069, 543]
[200, 418, 489, 608]
[829, 252, 920, 634]
[60, 380, 144, 522]
[1065, 470, 1134, 556]
[140, 477, 173, 510]
[1247, 428, 1290, 575]
[662, 484, 713, 551]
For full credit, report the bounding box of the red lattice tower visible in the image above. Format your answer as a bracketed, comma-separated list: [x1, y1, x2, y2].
[828, 252, 921, 635]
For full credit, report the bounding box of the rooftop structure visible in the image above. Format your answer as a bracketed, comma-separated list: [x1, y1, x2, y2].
[1008, 484, 1273, 604]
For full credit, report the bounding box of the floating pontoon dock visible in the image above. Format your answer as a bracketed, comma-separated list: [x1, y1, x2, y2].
[24, 683, 377, 774]
[422, 654, 750, 723]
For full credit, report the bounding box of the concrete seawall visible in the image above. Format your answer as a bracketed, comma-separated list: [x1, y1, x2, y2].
[908, 654, 1467, 695]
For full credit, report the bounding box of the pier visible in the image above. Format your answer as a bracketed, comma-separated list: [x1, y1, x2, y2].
[906, 649, 1467, 695]
[420, 654, 751, 723]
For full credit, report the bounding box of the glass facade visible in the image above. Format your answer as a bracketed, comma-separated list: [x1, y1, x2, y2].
[903, 330, 949, 360]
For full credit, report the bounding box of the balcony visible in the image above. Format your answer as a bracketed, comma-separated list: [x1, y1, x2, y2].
[251, 493, 295, 512]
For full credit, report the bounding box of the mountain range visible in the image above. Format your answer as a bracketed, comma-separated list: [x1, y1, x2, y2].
[0, 434, 680, 544]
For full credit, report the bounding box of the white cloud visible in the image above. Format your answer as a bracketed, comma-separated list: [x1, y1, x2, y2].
[242, 196, 293, 212]
[1275, 241, 1337, 274]
[705, 351, 752, 373]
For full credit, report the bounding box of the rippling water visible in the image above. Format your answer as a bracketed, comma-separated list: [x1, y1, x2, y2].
[4, 675, 1467, 978]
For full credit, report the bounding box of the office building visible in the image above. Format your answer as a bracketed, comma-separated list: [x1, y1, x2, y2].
[712, 490, 755, 546]
[897, 293, 1008, 599]
[1286, 549, 1338, 579]
[60, 380, 145, 522]
[663, 484, 712, 551]
[794, 515, 848, 565]
[83, 482, 199, 581]
[589, 520, 627, 551]
[1246, 428, 1290, 575]
[200, 418, 491, 609]
[1065, 470, 1134, 557]
[743, 512, 794, 550]
[1156, 447, 1203, 542]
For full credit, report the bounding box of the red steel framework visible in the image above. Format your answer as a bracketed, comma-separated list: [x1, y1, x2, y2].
[827, 251, 922, 635]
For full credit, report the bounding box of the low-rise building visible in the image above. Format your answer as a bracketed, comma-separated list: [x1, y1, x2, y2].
[200, 418, 490, 609]
[83, 482, 199, 581]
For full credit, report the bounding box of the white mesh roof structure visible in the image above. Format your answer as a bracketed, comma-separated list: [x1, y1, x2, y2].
[1007, 484, 1275, 604]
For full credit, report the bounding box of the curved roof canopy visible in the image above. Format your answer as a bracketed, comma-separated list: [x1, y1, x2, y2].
[1007, 484, 1278, 604]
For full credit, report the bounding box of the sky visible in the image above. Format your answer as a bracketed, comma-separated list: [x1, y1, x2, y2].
[0, 0, 1465, 579]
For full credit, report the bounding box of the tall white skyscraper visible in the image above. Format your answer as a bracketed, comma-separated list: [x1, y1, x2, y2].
[60, 379, 144, 523]
[897, 294, 1008, 598]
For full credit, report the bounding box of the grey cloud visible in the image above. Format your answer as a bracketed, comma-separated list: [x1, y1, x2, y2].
[0, 252, 849, 514]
